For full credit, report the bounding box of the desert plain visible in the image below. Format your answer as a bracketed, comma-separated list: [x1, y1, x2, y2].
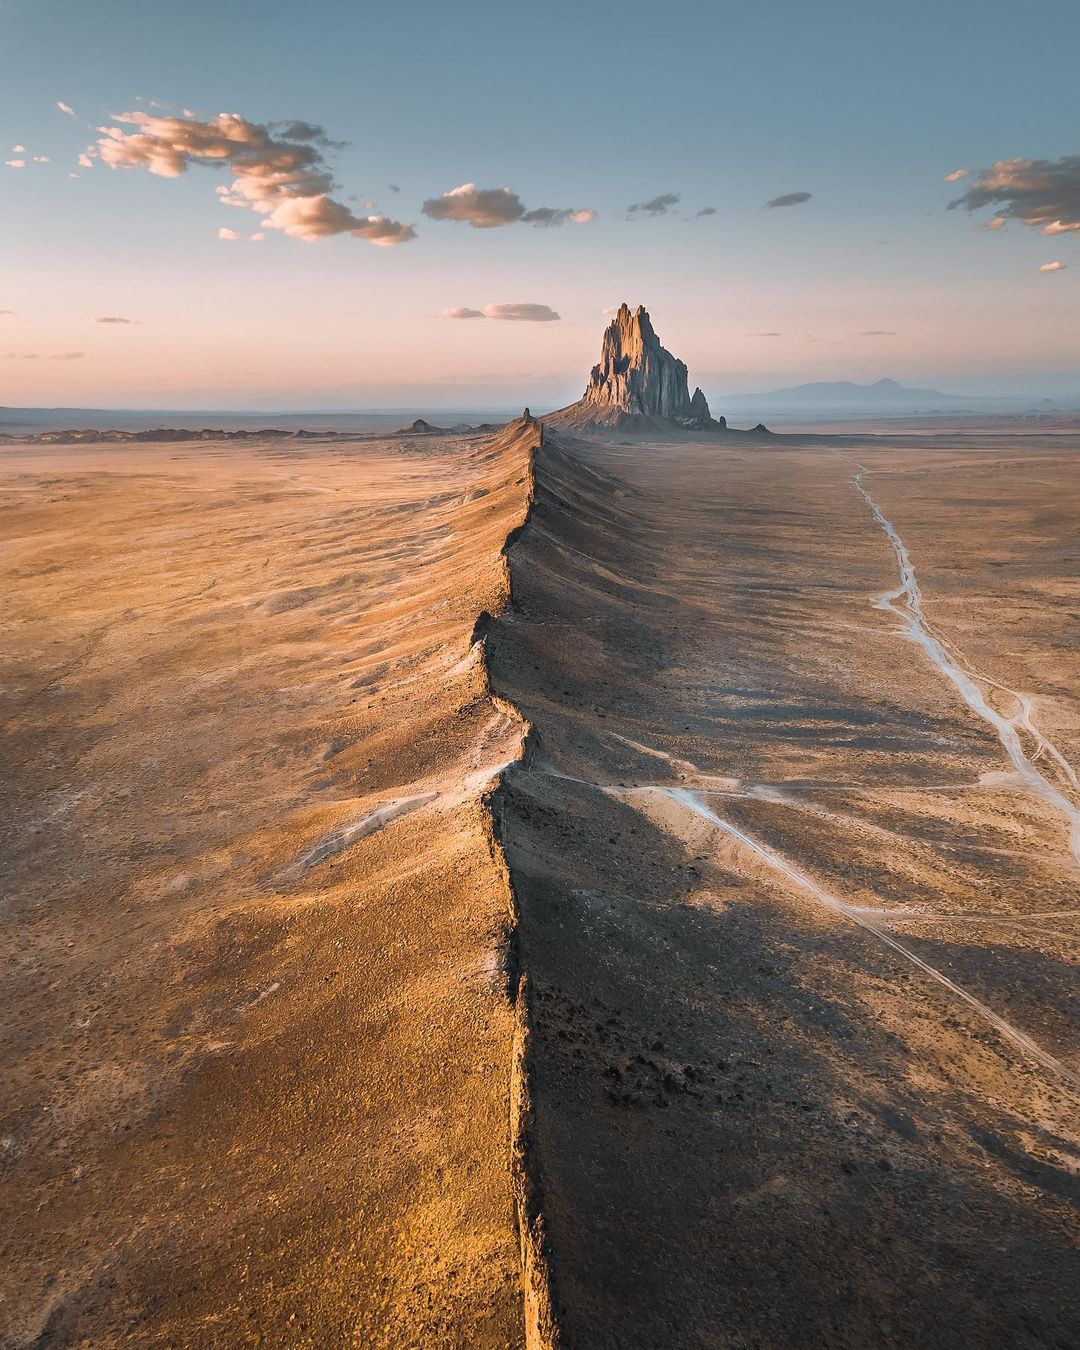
[1, 418, 1078, 1347]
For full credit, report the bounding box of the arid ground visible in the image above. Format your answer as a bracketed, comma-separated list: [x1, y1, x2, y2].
[2, 422, 1078, 1347]
[0, 425, 534, 1347]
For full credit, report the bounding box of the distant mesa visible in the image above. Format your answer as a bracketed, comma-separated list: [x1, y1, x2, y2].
[395, 417, 497, 436]
[0, 426, 328, 445]
[547, 303, 765, 436]
[718, 377, 963, 413]
[398, 418, 447, 435]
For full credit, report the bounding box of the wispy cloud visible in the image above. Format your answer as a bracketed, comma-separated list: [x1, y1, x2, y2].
[943, 168, 969, 183]
[6, 351, 88, 360]
[486, 303, 559, 321]
[5, 160, 26, 170]
[948, 155, 1080, 234]
[95, 315, 134, 323]
[628, 192, 679, 217]
[57, 101, 76, 117]
[765, 191, 811, 208]
[92, 109, 416, 246]
[1038, 260, 1066, 272]
[218, 226, 241, 241]
[751, 331, 782, 337]
[695, 206, 717, 217]
[861, 329, 896, 335]
[0, 309, 14, 317]
[421, 183, 594, 229]
[439, 303, 561, 322]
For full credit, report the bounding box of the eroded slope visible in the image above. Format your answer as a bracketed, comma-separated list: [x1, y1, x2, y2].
[490, 430, 1080, 1348]
[0, 424, 536, 1347]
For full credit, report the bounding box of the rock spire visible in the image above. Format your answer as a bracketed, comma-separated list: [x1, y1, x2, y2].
[547, 303, 726, 432]
[581, 303, 698, 419]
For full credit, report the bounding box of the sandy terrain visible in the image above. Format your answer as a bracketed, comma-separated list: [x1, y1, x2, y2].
[2, 419, 1078, 1347]
[1, 424, 535, 1347]
[490, 430, 1080, 1347]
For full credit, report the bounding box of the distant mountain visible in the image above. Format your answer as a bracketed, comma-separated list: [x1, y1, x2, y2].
[719, 378, 965, 411]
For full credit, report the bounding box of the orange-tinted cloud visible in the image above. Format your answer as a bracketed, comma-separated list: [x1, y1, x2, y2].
[949, 156, 1080, 235]
[93, 110, 415, 246]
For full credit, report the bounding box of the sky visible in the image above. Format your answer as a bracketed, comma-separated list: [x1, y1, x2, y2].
[1, 0, 1078, 409]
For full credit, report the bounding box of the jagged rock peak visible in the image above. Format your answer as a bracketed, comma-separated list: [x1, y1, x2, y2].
[689, 386, 711, 422]
[582, 303, 696, 419]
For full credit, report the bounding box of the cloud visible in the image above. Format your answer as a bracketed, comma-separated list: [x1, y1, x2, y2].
[95, 315, 134, 323]
[0, 309, 14, 316]
[6, 160, 26, 169]
[52, 351, 85, 360]
[78, 152, 95, 169]
[751, 331, 782, 337]
[250, 231, 265, 241]
[57, 101, 75, 117]
[92, 109, 416, 246]
[765, 191, 812, 208]
[32, 155, 50, 163]
[439, 303, 561, 322]
[943, 169, 969, 183]
[218, 226, 241, 240]
[861, 329, 896, 335]
[1038, 260, 1066, 272]
[948, 155, 1080, 235]
[421, 182, 594, 229]
[483, 303, 560, 321]
[628, 192, 679, 216]
[388, 182, 400, 192]
[695, 206, 717, 217]
[422, 183, 525, 228]
[12, 145, 25, 153]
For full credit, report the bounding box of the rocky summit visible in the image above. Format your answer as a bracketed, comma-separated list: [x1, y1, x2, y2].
[547, 303, 727, 433]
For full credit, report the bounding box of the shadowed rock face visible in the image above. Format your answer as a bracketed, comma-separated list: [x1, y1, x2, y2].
[582, 303, 695, 418]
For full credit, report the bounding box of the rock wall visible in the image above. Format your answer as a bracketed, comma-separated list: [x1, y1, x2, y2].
[581, 303, 695, 418]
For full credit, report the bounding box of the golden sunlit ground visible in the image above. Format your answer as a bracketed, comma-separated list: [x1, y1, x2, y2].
[2, 424, 1078, 1347]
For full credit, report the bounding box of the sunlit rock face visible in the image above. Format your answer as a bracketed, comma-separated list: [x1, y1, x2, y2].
[548, 303, 721, 432]
[581, 303, 697, 418]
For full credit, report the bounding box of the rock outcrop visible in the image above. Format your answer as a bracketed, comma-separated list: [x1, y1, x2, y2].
[582, 304, 694, 420]
[546, 303, 738, 435]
